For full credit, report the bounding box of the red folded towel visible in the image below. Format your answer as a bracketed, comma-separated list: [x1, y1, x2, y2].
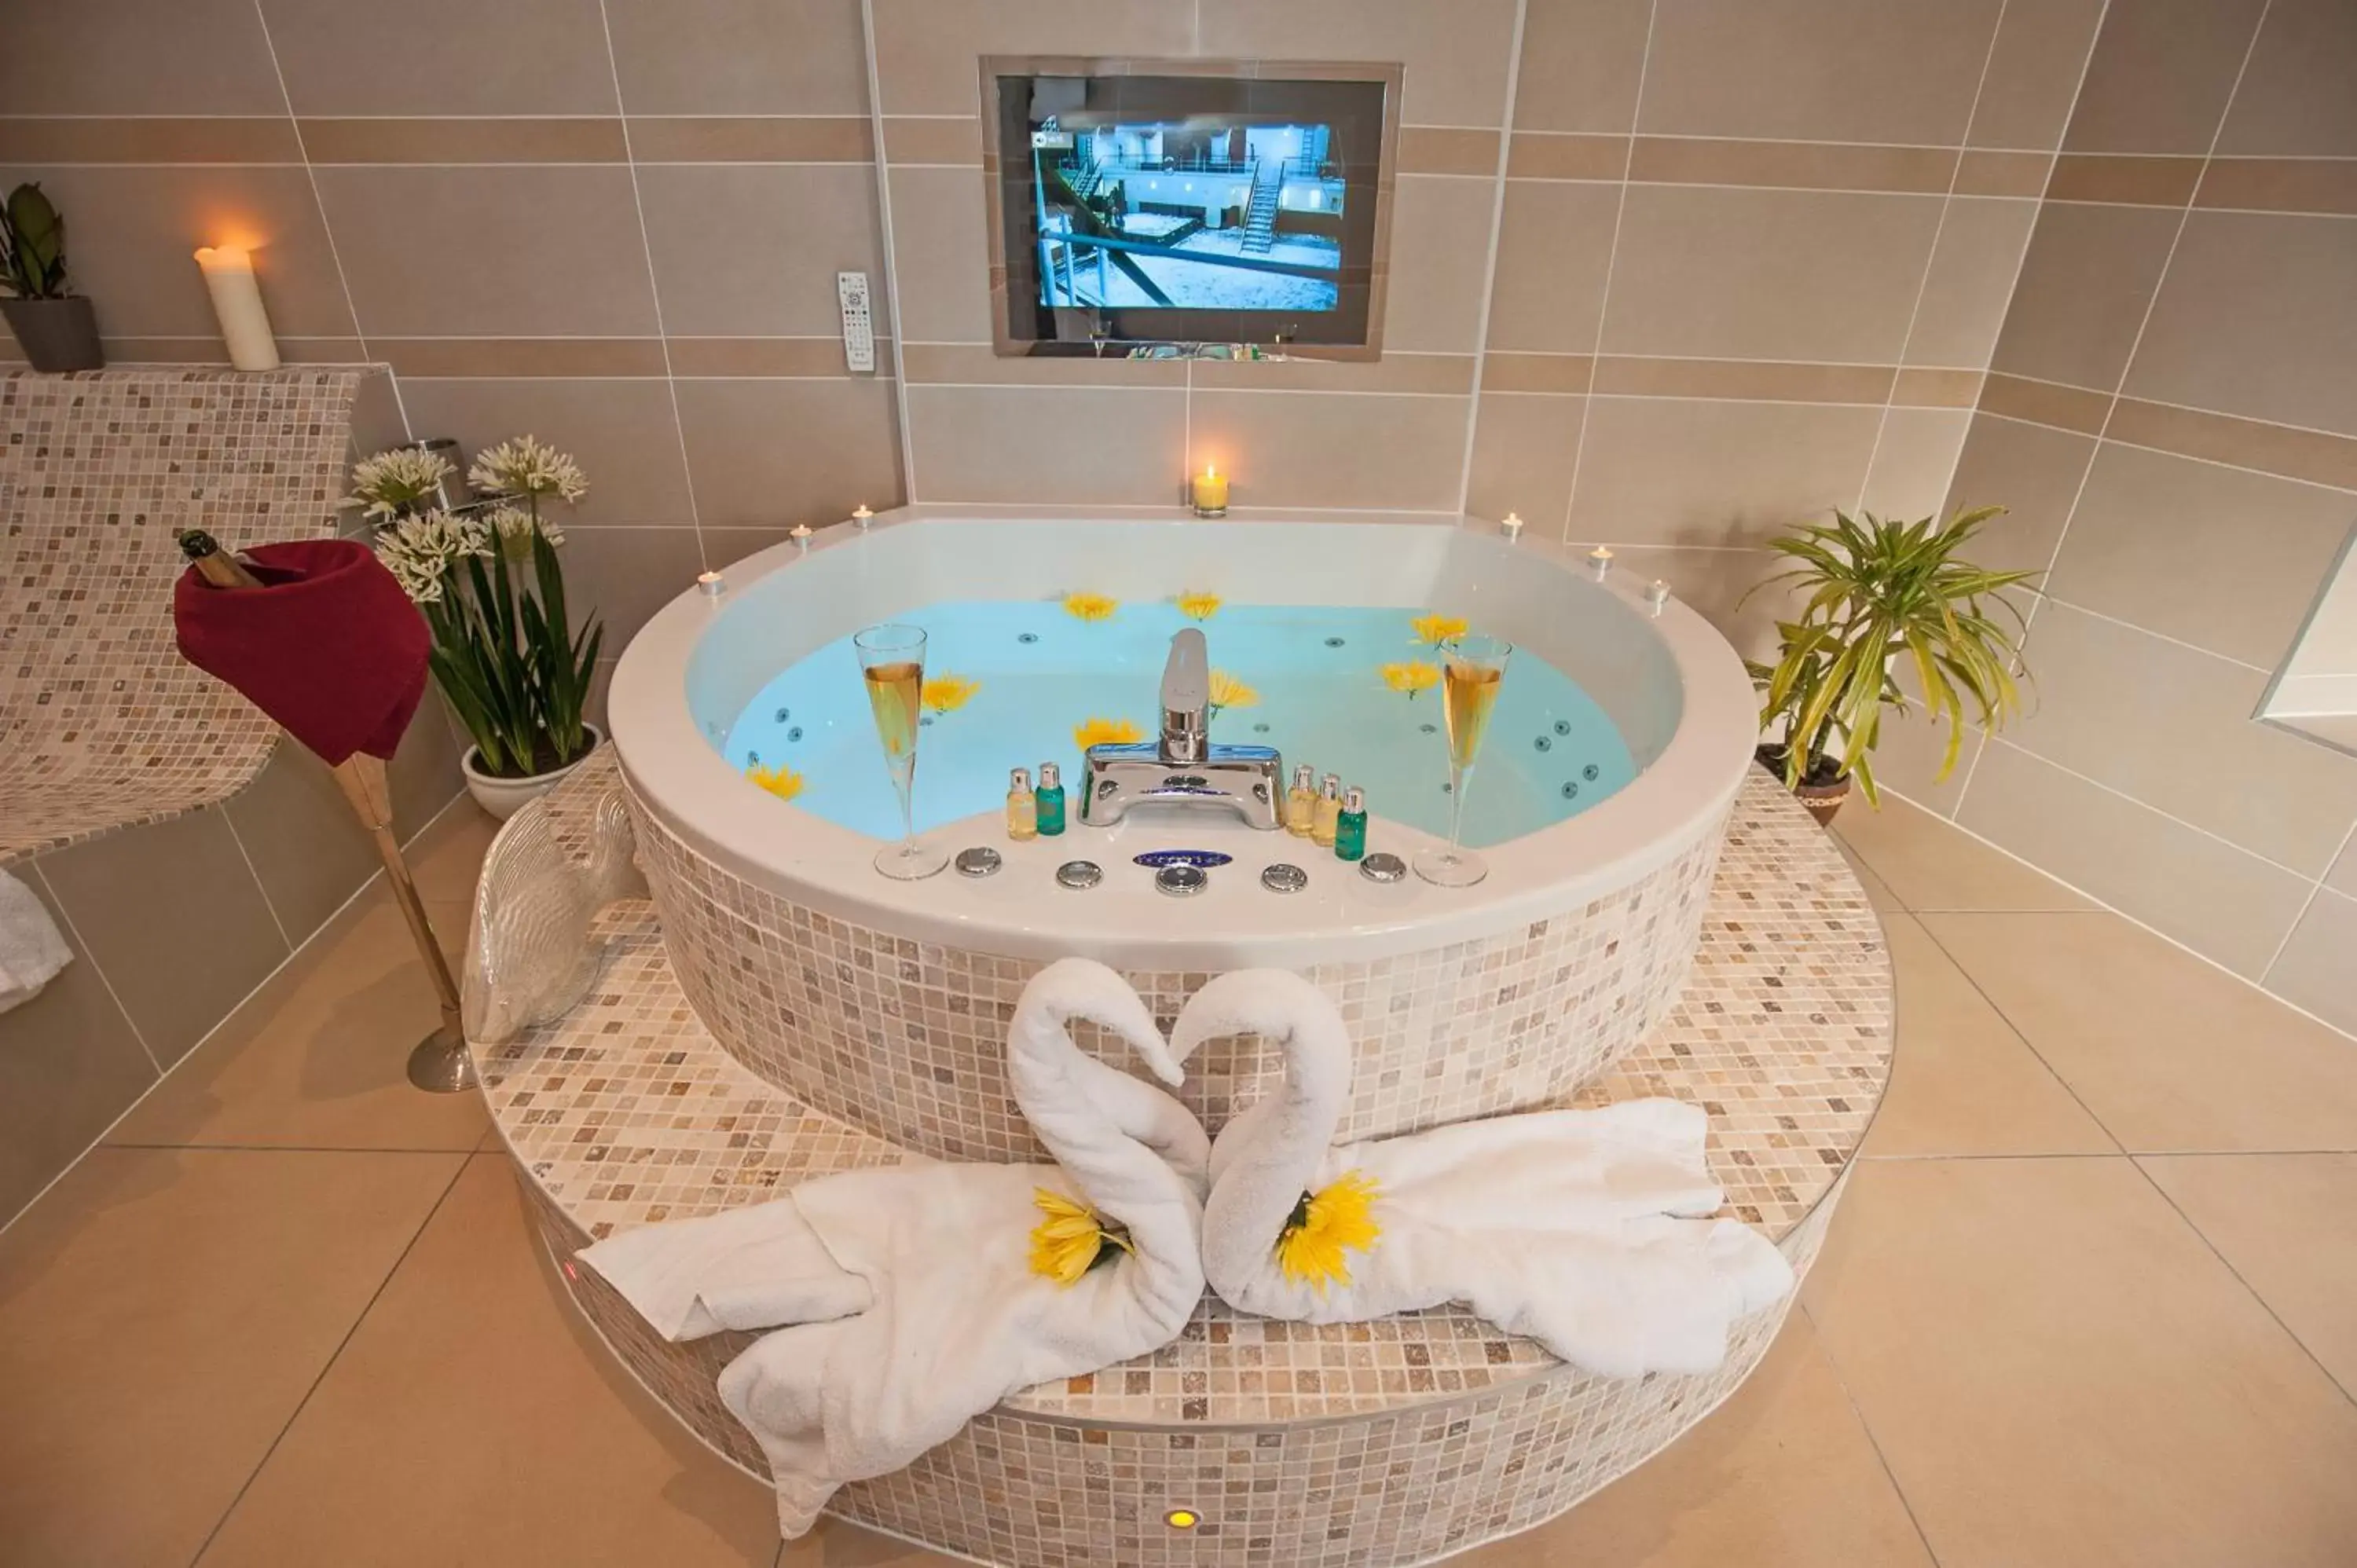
[174, 538, 431, 766]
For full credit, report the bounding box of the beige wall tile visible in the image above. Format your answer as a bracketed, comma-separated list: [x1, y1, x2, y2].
[222, 743, 381, 941]
[698, 527, 800, 570]
[1955, 739, 2311, 976]
[1952, 149, 2055, 198]
[313, 167, 658, 337]
[2216, 0, 2357, 156]
[672, 376, 904, 526]
[392, 379, 695, 527]
[0, 166, 357, 339]
[1594, 357, 1893, 405]
[1483, 180, 1619, 354]
[1382, 177, 1501, 354]
[258, 0, 618, 115]
[2333, 834, 2357, 899]
[1464, 393, 1583, 531]
[2045, 152, 2205, 207]
[1902, 197, 2039, 369]
[666, 338, 885, 377]
[2124, 211, 2357, 441]
[555, 527, 705, 645]
[1189, 354, 1471, 394]
[1188, 390, 1471, 511]
[1861, 709, 1983, 815]
[885, 164, 995, 345]
[1978, 372, 2113, 436]
[1834, 787, 2091, 908]
[2108, 397, 2357, 493]
[1568, 397, 1883, 547]
[1926, 909, 2357, 1143]
[1479, 353, 1593, 394]
[1636, 0, 2001, 145]
[905, 385, 1185, 505]
[1512, 0, 1651, 134]
[2140, 1152, 2357, 1392]
[38, 808, 290, 1067]
[0, 118, 302, 165]
[387, 695, 464, 843]
[636, 164, 887, 339]
[0, 0, 284, 114]
[1940, 412, 2097, 575]
[2011, 603, 2357, 876]
[904, 342, 1186, 387]
[1601, 187, 1944, 365]
[1505, 134, 1629, 181]
[1966, 0, 2108, 151]
[1585, 545, 1788, 661]
[295, 117, 627, 165]
[1987, 201, 2183, 392]
[2198, 158, 2357, 219]
[1891, 367, 1985, 409]
[0, 869, 156, 1222]
[871, 0, 1195, 115]
[1396, 127, 1501, 177]
[1860, 408, 1971, 521]
[1626, 137, 1956, 195]
[2266, 888, 2357, 1039]
[1805, 1156, 2357, 1566]
[1197, 0, 1519, 128]
[2063, 0, 2270, 154]
[884, 115, 984, 167]
[605, 0, 869, 115]
[2044, 441, 2357, 669]
[375, 339, 669, 379]
[625, 116, 872, 163]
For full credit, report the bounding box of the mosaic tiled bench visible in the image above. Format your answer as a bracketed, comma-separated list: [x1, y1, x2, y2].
[482, 753, 1893, 1568]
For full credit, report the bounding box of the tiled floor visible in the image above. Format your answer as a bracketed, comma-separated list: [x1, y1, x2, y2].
[2, 795, 2354, 1568]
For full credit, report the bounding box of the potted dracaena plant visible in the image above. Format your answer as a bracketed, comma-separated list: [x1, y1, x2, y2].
[1743, 505, 2035, 826]
[360, 437, 605, 819]
[0, 183, 103, 372]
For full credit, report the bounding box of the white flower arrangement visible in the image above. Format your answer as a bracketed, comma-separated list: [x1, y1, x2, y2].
[341, 445, 454, 523]
[481, 501, 565, 560]
[373, 507, 487, 605]
[468, 434, 588, 504]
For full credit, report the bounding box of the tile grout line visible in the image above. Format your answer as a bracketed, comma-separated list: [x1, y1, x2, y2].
[247, 0, 375, 372]
[1849, 0, 2012, 518]
[26, 859, 163, 1076]
[185, 1151, 478, 1568]
[1554, 0, 1660, 544]
[860, 0, 918, 504]
[592, 0, 709, 572]
[219, 808, 296, 954]
[2260, 813, 2357, 986]
[1452, 0, 1529, 519]
[1795, 1298, 1949, 1568]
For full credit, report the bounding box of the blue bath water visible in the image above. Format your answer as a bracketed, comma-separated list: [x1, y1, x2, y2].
[719, 602, 1636, 848]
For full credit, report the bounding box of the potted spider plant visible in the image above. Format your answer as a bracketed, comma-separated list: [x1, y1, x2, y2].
[361, 437, 605, 819]
[1744, 505, 2034, 826]
[0, 183, 104, 372]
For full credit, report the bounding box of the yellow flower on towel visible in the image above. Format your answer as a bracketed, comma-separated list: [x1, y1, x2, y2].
[1277, 1171, 1382, 1291]
[1073, 716, 1142, 749]
[1175, 591, 1223, 621]
[1029, 1187, 1134, 1286]
[1063, 592, 1119, 623]
[1409, 613, 1468, 648]
[745, 763, 805, 802]
[921, 673, 981, 713]
[1207, 670, 1259, 715]
[1381, 661, 1439, 698]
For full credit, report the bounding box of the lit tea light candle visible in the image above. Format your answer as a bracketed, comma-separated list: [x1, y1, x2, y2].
[696, 570, 726, 598]
[1500, 511, 1523, 541]
[852, 503, 874, 531]
[1190, 463, 1230, 517]
[192, 245, 280, 372]
[1588, 544, 1613, 581]
[1647, 579, 1670, 615]
[790, 522, 814, 554]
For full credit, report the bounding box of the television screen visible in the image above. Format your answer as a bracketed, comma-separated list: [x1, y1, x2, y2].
[983, 64, 1400, 356]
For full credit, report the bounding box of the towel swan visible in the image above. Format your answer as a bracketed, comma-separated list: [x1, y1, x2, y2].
[1177, 969, 1794, 1379]
[580, 959, 1209, 1537]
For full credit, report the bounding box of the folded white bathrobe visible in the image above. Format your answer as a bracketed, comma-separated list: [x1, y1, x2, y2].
[0, 870, 72, 1015]
[1183, 970, 1793, 1379]
[578, 959, 1208, 1538]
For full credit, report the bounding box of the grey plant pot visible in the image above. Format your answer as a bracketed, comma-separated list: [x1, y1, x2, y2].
[1, 295, 103, 372]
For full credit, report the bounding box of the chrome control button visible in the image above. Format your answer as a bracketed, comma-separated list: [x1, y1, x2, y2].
[1359, 852, 1409, 883]
[954, 847, 1003, 878]
[1154, 863, 1209, 898]
[1054, 860, 1103, 890]
[1260, 863, 1309, 894]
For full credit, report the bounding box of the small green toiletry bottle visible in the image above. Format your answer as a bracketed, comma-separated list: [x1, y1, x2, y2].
[1335, 786, 1367, 862]
[1035, 760, 1067, 837]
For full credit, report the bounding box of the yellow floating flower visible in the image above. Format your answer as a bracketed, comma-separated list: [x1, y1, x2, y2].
[922, 673, 980, 713]
[1029, 1187, 1133, 1286]
[1207, 670, 1258, 712]
[1381, 660, 1439, 698]
[1175, 591, 1223, 621]
[1277, 1171, 1382, 1291]
[1064, 592, 1119, 623]
[1073, 716, 1142, 749]
[744, 762, 805, 801]
[1409, 613, 1468, 647]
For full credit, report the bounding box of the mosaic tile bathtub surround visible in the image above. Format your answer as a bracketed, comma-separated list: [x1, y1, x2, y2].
[626, 764, 1728, 1164]
[483, 760, 1890, 1566]
[0, 368, 370, 863]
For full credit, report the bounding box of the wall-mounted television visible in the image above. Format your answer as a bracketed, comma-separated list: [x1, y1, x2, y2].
[980, 59, 1402, 359]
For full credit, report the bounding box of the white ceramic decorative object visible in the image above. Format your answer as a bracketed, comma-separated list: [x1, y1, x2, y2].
[463, 726, 603, 821]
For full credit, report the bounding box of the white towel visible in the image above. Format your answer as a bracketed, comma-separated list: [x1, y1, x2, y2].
[0, 870, 72, 1015]
[1181, 970, 1793, 1379]
[579, 959, 1208, 1538]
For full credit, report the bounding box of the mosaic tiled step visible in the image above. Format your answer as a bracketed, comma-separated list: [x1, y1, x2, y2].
[483, 762, 1891, 1566]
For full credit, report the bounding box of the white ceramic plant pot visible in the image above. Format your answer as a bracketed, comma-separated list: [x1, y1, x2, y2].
[463, 726, 602, 821]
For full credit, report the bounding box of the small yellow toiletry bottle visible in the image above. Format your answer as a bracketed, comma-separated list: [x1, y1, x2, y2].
[1285, 764, 1318, 837]
[1006, 767, 1038, 841]
[1313, 773, 1343, 848]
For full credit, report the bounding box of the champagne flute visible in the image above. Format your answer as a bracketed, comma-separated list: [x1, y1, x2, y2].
[854, 624, 949, 881]
[1413, 632, 1512, 888]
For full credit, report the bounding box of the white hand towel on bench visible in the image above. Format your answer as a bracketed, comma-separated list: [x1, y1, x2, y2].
[0, 870, 72, 1014]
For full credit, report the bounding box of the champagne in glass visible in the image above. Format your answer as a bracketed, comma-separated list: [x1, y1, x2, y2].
[853, 624, 949, 881]
[1414, 632, 1512, 888]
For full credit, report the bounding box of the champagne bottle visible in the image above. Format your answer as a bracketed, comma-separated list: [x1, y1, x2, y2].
[178, 528, 263, 589]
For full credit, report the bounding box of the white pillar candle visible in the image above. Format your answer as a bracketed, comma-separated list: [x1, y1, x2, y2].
[193, 247, 280, 372]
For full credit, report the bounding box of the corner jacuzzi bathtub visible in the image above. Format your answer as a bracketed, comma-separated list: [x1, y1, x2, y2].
[607, 507, 1757, 1162]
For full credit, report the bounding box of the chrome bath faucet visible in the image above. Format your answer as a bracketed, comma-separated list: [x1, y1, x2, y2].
[1079, 628, 1285, 830]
